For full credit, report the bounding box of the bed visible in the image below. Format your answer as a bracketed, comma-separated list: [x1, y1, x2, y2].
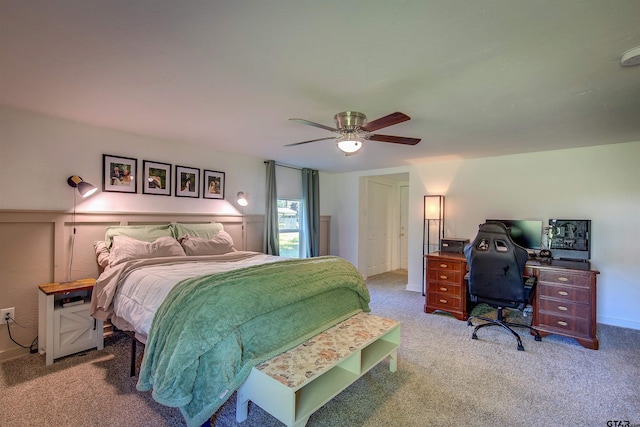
[90, 223, 371, 427]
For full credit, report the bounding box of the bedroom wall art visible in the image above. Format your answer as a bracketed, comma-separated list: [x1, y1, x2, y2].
[175, 165, 200, 198]
[142, 160, 171, 196]
[103, 154, 137, 193]
[203, 169, 225, 200]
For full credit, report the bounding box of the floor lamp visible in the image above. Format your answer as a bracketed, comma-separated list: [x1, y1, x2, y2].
[423, 195, 444, 295]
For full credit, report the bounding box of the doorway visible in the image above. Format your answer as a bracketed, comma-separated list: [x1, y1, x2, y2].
[361, 173, 409, 278]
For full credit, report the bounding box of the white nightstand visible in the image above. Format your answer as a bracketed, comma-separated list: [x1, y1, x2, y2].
[38, 278, 104, 365]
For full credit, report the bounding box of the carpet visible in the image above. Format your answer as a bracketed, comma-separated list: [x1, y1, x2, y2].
[1, 269, 639, 427]
[468, 302, 532, 326]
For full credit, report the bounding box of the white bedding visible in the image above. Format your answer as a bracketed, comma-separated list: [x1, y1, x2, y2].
[111, 252, 285, 338]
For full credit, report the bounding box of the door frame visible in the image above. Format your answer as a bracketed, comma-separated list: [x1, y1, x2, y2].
[357, 173, 409, 278]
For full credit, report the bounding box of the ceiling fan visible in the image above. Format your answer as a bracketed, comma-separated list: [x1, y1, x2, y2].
[285, 111, 421, 155]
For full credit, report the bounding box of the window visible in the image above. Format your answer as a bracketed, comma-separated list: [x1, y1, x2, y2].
[278, 198, 302, 258]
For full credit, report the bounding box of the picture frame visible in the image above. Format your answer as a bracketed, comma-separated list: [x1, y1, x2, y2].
[103, 154, 137, 193]
[175, 165, 200, 198]
[142, 160, 171, 196]
[203, 170, 225, 200]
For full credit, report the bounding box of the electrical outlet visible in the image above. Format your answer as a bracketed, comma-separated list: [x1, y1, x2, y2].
[0, 308, 15, 324]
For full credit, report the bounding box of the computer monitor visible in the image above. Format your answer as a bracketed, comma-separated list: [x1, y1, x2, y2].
[485, 219, 543, 251]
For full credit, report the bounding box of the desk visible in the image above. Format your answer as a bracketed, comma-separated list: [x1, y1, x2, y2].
[424, 252, 600, 349]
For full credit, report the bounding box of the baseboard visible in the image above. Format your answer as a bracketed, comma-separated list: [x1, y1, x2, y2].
[597, 315, 640, 331]
[0, 346, 30, 362]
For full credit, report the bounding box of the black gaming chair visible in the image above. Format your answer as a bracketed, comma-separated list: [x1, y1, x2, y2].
[464, 222, 541, 351]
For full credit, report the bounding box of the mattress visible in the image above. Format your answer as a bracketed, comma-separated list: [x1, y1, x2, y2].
[110, 251, 286, 338]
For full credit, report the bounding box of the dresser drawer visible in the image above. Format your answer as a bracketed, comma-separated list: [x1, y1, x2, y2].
[536, 312, 591, 337]
[428, 260, 463, 272]
[428, 283, 461, 297]
[537, 283, 590, 304]
[537, 297, 591, 319]
[538, 270, 590, 288]
[427, 269, 461, 284]
[428, 292, 462, 311]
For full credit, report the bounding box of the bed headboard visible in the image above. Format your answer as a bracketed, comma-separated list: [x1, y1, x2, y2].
[0, 211, 263, 284]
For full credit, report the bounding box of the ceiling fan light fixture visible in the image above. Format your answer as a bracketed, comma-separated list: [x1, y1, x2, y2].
[287, 111, 419, 153]
[336, 135, 363, 154]
[620, 46, 640, 67]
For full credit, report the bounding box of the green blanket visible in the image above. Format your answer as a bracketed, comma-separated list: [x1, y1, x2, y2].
[136, 256, 370, 427]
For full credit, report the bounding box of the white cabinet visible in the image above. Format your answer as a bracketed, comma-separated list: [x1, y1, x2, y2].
[38, 278, 104, 365]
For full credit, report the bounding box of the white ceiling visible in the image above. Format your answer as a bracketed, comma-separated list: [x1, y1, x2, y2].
[1, 1, 639, 173]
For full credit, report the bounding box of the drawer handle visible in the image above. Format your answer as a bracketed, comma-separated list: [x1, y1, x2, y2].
[558, 306, 568, 311]
[440, 264, 448, 268]
[557, 320, 568, 326]
[439, 287, 448, 292]
[557, 291, 569, 296]
[439, 299, 448, 304]
[558, 277, 569, 282]
[440, 275, 448, 280]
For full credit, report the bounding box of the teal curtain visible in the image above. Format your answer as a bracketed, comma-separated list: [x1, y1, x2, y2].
[301, 168, 320, 257]
[264, 160, 279, 255]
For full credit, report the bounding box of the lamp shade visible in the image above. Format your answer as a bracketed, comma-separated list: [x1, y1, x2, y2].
[424, 195, 444, 220]
[67, 175, 98, 198]
[237, 191, 248, 206]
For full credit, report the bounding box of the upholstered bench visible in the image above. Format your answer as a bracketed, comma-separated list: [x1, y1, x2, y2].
[236, 312, 400, 427]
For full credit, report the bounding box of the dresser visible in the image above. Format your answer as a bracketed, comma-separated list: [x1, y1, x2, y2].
[424, 253, 468, 321]
[424, 252, 600, 349]
[531, 265, 599, 349]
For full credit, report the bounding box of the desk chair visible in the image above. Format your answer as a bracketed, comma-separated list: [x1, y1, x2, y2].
[464, 222, 542, 351]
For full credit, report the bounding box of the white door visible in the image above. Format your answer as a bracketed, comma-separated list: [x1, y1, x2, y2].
[366, 180, 392, 277]
[399, 184, 409, 270]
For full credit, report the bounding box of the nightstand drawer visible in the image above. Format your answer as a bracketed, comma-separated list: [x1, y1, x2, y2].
[538, 283, 590, 303]
[538, 271, 590, 288]
[537, 297, 590, 319]
[53, 304, 100, 359]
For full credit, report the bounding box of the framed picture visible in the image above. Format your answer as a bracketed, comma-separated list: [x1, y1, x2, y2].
[142, 160, 171, 196]
[103, 154, 137, 193]
[175, 165, 200, 198]
[203, 170, 225, 200]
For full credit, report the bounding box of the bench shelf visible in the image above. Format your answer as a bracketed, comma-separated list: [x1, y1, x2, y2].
[236, 312, 400, 427]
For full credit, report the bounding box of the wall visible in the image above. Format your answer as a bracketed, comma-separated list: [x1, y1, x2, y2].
[325, 141, 640, 330]
[0, 106, 267, 214]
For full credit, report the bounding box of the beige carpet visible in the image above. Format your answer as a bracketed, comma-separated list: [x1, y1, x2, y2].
[1, 270, 639, 427]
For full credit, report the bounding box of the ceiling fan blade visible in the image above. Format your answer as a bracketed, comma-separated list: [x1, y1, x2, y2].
[289, 118, 338, 132]
[284, 136, 337, 147]
[367, 134, 421, 145]
[361, 112, 410, 132]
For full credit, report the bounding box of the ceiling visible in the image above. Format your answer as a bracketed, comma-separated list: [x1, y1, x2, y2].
[1, 1, 639, 173]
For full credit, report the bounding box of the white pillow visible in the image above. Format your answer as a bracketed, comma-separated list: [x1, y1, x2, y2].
[93, 241, 111, 269]
[109, 235, 185, 266]
[172, 222, 224, 240]
[179, 231, 235, 256]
